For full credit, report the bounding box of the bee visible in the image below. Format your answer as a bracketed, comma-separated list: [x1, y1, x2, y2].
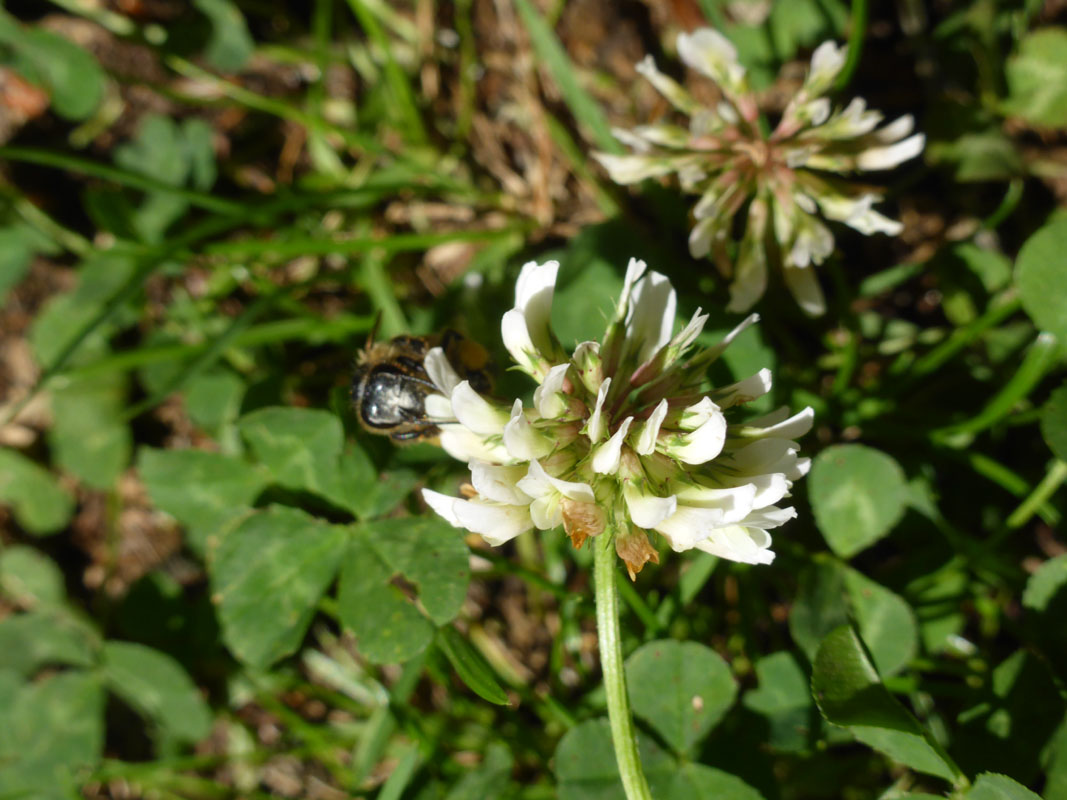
[351, 327, 493, 443]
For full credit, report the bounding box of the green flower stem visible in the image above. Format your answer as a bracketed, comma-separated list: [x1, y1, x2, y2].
[1006, 460, 1067, 530]
[594, 532, 653, 800]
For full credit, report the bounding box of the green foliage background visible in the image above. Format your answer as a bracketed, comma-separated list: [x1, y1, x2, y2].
[0, 0, 1066, 798]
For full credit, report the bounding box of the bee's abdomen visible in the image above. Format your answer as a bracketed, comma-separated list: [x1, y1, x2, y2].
[360, 366, 427, 428]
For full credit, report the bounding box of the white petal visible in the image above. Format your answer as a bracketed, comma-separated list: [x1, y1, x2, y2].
[740, 406, 815, 440]
[623, 483, 677, 528]
[713, 369, 772, 408]
[453, 499, 534, 546]
[806, 97, 831, 126]
[695, 525, 775, 564]
[635, 54, 698, 114]
[743, 473, 791, 509]
[616, 258, 647, 320]
[533, 363, 570, 419]
[439, 426, 512, 463]
[782, 265, 827, 317]
[673, 482, 757, 524]
[846, 209, 902, 236]
[678, 396, 720, 429]
[517, 459, 595, 503]
[586, 377, 612, 443]
[654, 505, 728, 550]
[424, 393, 454, 421]
[726, 208, 769, 313]
[726, 438, 801, 475]
[469, 461, 531, 505]
[627, 270, 677, 364]
[689, 215, 723, 259]
[677, 27, 745, 90]
[816, 192, 901, 236]
[611, 126, 654, 153]
[529, 494, 563, 530]
[742, 505, 798, 530]
[593, 153, 680, 184]
[787, 215, 834, 269]
[633, 399, 668, 455]
[670, 308, 709, 353]
[806, 40, 846, 94]
[874, 114, 915, 143]
[515, 260, 559, 321]
[503, 399, 553, 460]
[423, 489, 463, 527]
[856, 133, 925, 170]
[502, 308, 540, 376]
[451, 381, 508, 435]
[592, 417, 633, 475]
[424, 347, 462, 394]
[666, 408, 727, 465]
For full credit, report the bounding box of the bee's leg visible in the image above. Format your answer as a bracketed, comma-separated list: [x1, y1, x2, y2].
[391, 425, 440, 443]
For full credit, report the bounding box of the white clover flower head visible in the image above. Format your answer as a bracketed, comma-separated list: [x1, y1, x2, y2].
[594, 30, 925, 317]
[421, 259, 813, 579]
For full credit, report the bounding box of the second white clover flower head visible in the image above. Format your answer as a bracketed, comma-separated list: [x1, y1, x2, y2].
[422, 259, 813, 579]
[595, 30, 925, 317]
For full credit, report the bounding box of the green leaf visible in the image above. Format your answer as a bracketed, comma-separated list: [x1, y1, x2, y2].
[650, 763, 765, 800]
[841, 567, 918, 678]
[193, 0, 255, 73]
[0, 17, 105, 120]
[789, 558, 849, 661]
[443, 742, 514, 800]
[1016, 219, 1067, 343]
[29, 251, 139, 369]
[0, 448, 75, 535]
[102, 641, 212, 744]
[626, 639, 737, 755]
[812, 625, 959, 782]
[0, 545, 65, 607]
[554, 718, 670, 800]
[954, 651, 1064, 785]
[0, 225, 38, 303]
[926, 130, 1022, 182]
[211, 506, 348, 667]
[338, 532, 435, 664]
[138, 447, 268, 555]
[238, 406, 367, 516]
[366, 517, 470, 625]
[1022, 553, 1067, 611]
[742, 651, 813, 753]
[554, 719, 761, 800]
[114, 115, 188, 186]
[435, 626, 510, 706]
[965, 773, 1042, 800]
[184, 369, 245, 434]
[338, 518, 469, 664]
[743, 652, 811, 716]
[1003, 27, 1067, 128]
[358, 466, 420, 519]
[809, 445, 907, 558]
[1041, 383, 1067, 461]
[551, 248, 626, 348]
[1043, 717, 1067, 800]
[0, 671, 104, 800]
[0, 610, 98, 677]
[49, 371, 130, 489]
[789, 558, 917, 676]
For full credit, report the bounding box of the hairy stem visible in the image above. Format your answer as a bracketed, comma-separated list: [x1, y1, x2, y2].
[594, 532, 653, 800]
